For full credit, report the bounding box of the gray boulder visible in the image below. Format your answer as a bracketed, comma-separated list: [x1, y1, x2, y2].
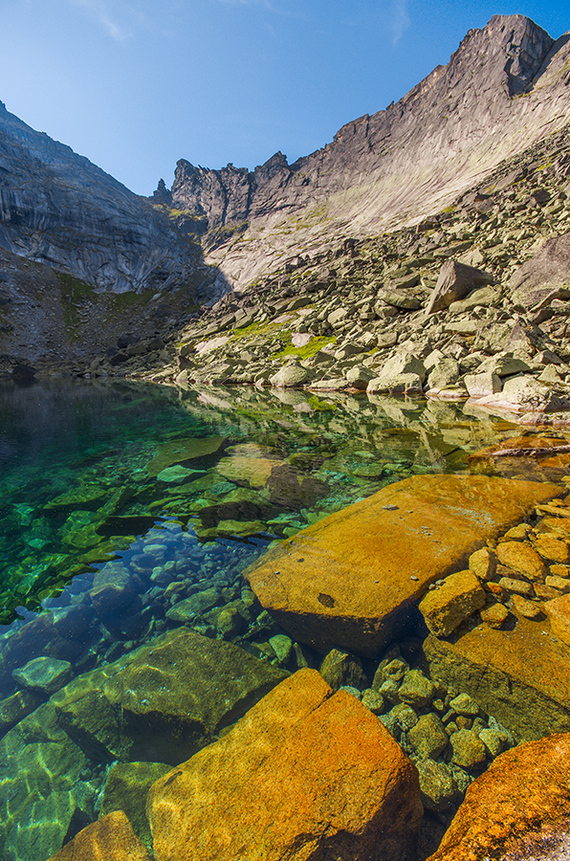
[426, 260, 493, 315]
[510, 233, 570, 309]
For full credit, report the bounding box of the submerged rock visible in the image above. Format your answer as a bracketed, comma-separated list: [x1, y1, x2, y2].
[422, 614, 570, 741]
[53, 628, 287, 764]
[148, 669, 423, 861]
[146, 436, 225, 477]
[246, 474, 560, 657]
[101, 762, 171, 850]
[12, 656, 72, 695]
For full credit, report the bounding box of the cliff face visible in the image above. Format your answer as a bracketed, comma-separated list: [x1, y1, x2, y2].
[165, 15, 570, 288]
[0, 103, 201, 295]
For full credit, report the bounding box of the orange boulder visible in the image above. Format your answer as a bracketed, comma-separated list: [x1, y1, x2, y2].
[48, 811, 151, 861]
[148, 668, 423, 861]
[428, 733, 570, 861]
[246, 475, 560, 656]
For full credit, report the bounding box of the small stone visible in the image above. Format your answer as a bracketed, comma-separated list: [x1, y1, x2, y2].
[550, 564, 570, 578]
[417, 760, 459, 812]
[496, 541, 547, 581]
[448, 693, 480, 717]
[510, 594, 543, 619]
[468, 547, 497, 581]
[480, 603, 510, 628]
[319, 649, 366, 691]
[165, 588, 220, 622]
[379, 658, 408, 684]
[379, 677, 403, 703]
[450, 728, 487, 770]
[361, 689, 385, 714]
[215, 607, 246, 639]
[419, 571, 486, 637]
[545, 593, 570, 647]
[268, 634, 293, 664]
[535, 535, 570, 564]
[390, 702, 419, 732]
[498, 577, 534, 597]
[398, 669, 435, 708]
[408, 713, 449, 760]
[503, 524, 532, 541]
[456, 715, 472, 730]
[478, 727, 505, 758]
[545, 575, 570, 592]
[156, 465, 200, 483]
[12, 656, 72, 695]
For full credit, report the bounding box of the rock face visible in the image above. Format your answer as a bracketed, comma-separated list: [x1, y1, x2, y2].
[163, 15, 570, 289]
[0, 101, 200, 295]
[246, 474, 560, 657]
[428, 734, 570, 861]
[148, 669, 423, 861]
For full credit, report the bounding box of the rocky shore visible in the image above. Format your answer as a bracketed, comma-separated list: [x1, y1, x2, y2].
[66, 123, 567, 432]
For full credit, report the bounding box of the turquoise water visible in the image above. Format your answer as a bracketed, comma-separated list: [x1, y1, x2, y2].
[0, 379, 526, 860]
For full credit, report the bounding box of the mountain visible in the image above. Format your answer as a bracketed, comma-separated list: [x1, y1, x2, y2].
[0, 101, 205, 295]
[159, 14, 570, 290]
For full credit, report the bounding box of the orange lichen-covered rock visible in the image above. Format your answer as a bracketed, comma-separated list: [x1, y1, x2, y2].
[48, 811, 151, 861]
[246, 475, 560, 656]
[496, 540, 547, 580]
[544, 592, 570, 647]
[427, 734, 570, 861]
[148, 669, 423, 861]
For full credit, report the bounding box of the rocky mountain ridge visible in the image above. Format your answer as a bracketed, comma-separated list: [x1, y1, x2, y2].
[119, 118, 570, 426]
[157, 14, 570, 290]
[0, 101, 205, 297]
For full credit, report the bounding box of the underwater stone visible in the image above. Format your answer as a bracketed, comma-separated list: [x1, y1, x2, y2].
[398, 669, 435, 708]
[0, 688, 42, 733]
[449, 729, 487, 771]
[148, 669, 422, 861]
[147, 436, 225, 477]
[156, 465, 201, 483]
[246, 475, 560, 657]
[496, 541, 547, 581]
[423, 615, 570, 742]
[319, 648, 366, 692]
[407, 713, 449, 760]
[419, 571, 486, 637]
[53, 628, 287, 765]
[165, 587, 221, 623]
[12, 656, 72, 695]
[268, 634, 293, 664]
[417, 760, 459, 812]
[101, 762, 171, 850]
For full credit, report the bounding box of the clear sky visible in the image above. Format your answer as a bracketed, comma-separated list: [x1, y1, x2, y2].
[1, 1, 568, 196]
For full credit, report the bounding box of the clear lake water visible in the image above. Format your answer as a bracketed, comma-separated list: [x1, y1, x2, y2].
[0, 378, 543, 860]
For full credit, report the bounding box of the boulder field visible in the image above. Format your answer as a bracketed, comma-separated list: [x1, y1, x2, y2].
[246, 474, 560, 656]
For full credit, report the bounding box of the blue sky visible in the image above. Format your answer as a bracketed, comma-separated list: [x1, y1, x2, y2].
[1, 1, 568, 195]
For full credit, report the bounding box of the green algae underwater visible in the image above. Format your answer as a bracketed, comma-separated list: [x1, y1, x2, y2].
[0, 378, 542, 861]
